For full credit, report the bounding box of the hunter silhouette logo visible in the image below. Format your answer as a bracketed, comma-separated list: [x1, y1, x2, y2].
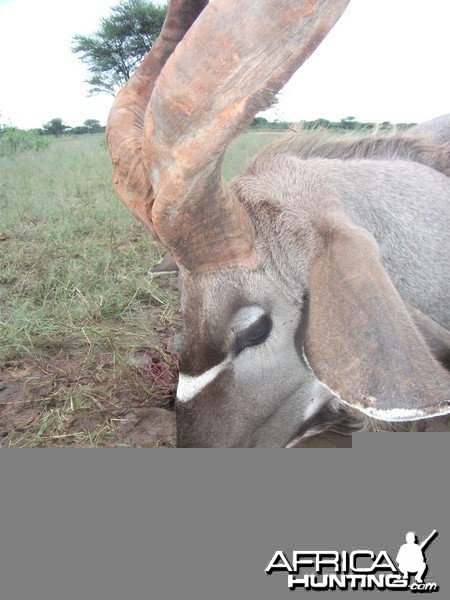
[396, 530, 437, 584]
[265, 530, 439, 592]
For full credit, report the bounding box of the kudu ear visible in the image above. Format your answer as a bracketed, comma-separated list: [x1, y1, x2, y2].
[304, 216, 450, 422]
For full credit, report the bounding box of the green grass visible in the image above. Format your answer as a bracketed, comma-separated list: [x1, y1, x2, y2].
[223, 132, 281, 179]
[1, 135, 168, 357]
[0, 131, 277, 447]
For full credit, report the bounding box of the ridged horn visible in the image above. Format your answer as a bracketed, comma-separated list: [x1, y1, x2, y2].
[108, 0, 351, 273]
[106, 0, 208, 240]
[144, 0, 350, 272]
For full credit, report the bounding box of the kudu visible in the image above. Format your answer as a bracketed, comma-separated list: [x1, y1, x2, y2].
[107, 0, 450, 447]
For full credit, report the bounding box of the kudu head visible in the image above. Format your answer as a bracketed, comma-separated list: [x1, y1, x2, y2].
[107, 0, 450, 446]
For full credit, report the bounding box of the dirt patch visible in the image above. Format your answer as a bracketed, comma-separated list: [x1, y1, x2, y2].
[0, 342, 178, 447]
[115, 407, 175, 447]
[0, 380, 40, 441]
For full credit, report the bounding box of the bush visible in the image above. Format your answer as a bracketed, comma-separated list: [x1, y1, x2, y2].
[250, 117, 291, 130]
[0, 128, 50, 156]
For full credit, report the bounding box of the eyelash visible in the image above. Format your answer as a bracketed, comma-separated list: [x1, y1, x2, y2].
[234, 314, 272, 355]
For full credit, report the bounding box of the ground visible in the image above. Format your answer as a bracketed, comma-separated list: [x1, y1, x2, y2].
[0, 287, 179, 447]
[0, 133, 183, 447]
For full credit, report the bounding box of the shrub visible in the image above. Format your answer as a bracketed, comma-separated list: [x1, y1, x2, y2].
[0, 128, 50, 156]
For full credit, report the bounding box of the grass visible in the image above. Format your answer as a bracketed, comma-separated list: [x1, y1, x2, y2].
[0, 131, 276, 447]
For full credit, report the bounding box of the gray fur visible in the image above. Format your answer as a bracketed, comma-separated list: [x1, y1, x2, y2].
[175, 125, 450, 447]
[409, 113, 450, 144]
[236, 150, 450, 327]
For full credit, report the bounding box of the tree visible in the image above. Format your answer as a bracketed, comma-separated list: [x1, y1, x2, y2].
[250, 117, 269, 129]
[43, 118, 71, 136]
[83, 119, 103, 133]
[72, 0, 167, 96]
[340, 115, 356, 130]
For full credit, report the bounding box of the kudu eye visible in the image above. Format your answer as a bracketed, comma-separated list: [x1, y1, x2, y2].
[234, 314, 273, 355]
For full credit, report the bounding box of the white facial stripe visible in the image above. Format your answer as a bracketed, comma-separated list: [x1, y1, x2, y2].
[232, 306, 266, 332]
[176, 358, 230, 403]
[176, 307, 265, 405]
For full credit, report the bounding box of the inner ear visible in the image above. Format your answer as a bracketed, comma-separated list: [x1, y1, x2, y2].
[304, 216, 450, 421]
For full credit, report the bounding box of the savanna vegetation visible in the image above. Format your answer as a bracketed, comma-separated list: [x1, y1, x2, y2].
[0, 130, 277, 447]
[72, 0, 167, 96]
[249, 115, 416, 132]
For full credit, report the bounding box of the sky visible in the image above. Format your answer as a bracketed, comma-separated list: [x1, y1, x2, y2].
[0, 0, 449, 130]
